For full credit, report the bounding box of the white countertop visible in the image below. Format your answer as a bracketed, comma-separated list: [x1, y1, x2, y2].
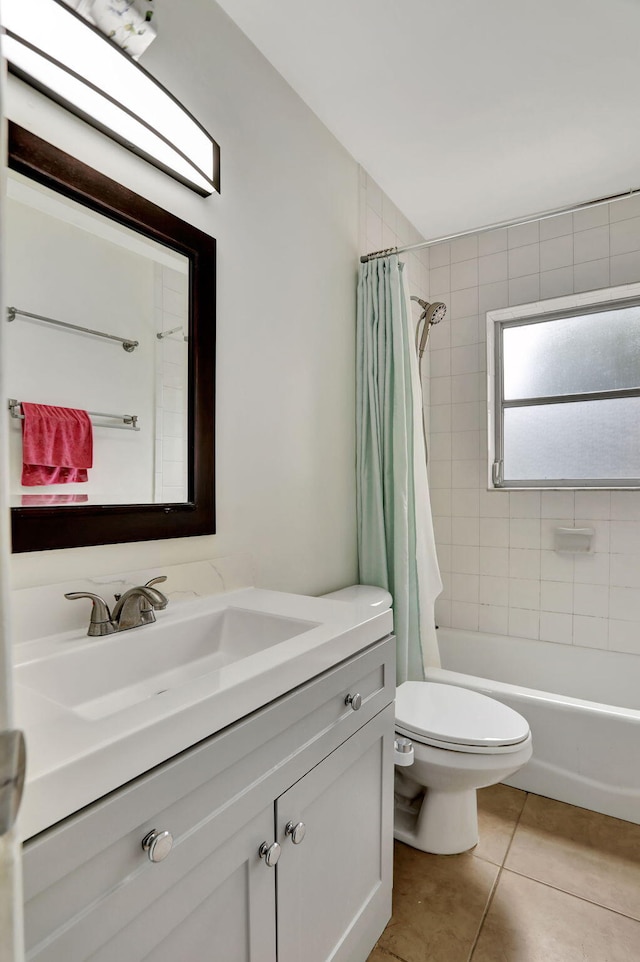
[14, 587, 393, 840]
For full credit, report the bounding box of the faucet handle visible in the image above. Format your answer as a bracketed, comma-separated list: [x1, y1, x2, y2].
[64, 592, 116, 637]
[144, 576, 167, 589]
[138, 577, 169, 625]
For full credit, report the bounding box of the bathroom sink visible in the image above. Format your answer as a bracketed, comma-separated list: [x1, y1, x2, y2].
[14, 584, 394, 840]
[15, 605, 318, 720]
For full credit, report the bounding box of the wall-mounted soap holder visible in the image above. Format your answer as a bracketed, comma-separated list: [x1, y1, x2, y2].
[554, 527, 594, 554]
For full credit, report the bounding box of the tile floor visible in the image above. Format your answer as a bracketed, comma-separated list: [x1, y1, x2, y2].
[368, 785, 640, 962]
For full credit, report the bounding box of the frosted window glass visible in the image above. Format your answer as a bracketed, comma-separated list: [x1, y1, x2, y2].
[503, 307, 640, 400]
[503, 397, 640, 481]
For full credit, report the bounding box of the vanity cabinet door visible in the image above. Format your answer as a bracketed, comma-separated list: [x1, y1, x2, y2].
[275, 704, 394, 962]
[91, 804, 277, 962]
[23, 637, 395, 961]
[24, 801, 277, 962]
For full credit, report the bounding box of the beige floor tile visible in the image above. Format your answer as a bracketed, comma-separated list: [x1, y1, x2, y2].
[505, 793, 640, 920]
[471, 870, 640, 962]
[378, 841, 498, 962]
[474, 784, 527, 866]
[366, 945, 403, 962]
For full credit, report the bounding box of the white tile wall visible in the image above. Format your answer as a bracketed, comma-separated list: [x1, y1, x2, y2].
[430, 196, 640, 657]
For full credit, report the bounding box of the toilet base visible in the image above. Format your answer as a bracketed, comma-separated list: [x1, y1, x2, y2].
[394, 787, 479, 855]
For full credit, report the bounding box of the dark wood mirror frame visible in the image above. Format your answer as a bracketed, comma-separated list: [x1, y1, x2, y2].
[8, 123, 216, 552]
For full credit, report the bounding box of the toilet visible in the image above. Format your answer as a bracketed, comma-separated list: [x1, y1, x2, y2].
[322, 585, 533, 856]
[394, 681, 532, 854]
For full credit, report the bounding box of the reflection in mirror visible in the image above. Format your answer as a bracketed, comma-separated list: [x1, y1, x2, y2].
[6, 171, 190, 507]
[5, 173, 189, 507]
[8, 123, 215, 553]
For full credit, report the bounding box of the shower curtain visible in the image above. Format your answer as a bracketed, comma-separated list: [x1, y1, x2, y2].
[356, 254, 442, 683]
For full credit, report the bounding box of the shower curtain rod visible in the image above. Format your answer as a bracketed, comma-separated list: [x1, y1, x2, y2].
[360, 186, 640, 263]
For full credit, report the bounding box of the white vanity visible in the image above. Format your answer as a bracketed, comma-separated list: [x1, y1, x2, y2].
[15, 585, 395, 962]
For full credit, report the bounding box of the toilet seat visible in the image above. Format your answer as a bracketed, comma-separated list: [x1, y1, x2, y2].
[395, 682, 530, 755]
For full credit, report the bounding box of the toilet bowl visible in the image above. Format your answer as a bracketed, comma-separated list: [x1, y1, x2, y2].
[394, 681, 532, 854]
[320, 585, 532, 856]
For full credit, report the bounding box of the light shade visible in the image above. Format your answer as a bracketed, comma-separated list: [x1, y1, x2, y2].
[2, 0, 220, 196]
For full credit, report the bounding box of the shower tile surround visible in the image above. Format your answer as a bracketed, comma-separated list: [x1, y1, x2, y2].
[426, 198, 640, 655]
[358, 174, 640, 653]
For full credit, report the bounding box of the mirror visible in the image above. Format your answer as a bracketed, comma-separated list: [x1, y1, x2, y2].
[7, 123, 216, 552]
[6, 171, 191, 506]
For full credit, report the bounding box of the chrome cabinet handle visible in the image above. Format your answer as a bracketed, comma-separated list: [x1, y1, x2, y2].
[345, 692, 362, 711]
[142, 829, 173, 863]
[258, 841, 281, 867]
[285, 820, 306, 845]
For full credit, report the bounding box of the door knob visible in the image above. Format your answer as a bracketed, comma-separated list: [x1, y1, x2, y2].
[285, 820, 306, 844]
[258, 841, 281, 867]
[345, 692, 362, 711]
[142, 828, 173, 863]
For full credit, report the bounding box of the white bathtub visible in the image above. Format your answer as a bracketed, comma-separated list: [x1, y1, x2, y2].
[427, 627, 640, 825]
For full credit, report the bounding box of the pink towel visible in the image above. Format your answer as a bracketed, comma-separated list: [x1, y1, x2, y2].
[21, 403, 93, 486]
[21, 494, 89, 505]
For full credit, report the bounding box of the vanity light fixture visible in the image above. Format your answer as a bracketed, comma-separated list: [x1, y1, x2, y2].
[2, 0, 220, 196]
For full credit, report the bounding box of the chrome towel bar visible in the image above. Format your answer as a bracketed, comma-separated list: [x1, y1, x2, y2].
[8, 399, 139, 431]
[7, 306, 139, 352]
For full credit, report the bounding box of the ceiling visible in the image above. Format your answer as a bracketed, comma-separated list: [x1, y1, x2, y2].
[215, 0, 640, 240]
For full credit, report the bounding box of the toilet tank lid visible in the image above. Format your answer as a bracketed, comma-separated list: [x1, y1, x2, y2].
[320, 584, 392, 610]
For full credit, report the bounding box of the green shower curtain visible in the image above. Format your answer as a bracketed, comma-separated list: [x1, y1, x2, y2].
[356, 254, 442, 684]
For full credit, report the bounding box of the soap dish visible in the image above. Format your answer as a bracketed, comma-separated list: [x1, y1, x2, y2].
[554, 526, 594, 553]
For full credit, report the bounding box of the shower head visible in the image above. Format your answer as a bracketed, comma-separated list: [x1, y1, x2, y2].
[410, 297, 447, 357]
[426, 302, 447, 326]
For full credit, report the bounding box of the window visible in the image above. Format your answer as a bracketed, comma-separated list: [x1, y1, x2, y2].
[488, 290, 640, 488]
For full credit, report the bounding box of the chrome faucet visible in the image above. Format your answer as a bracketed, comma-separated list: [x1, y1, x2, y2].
[112, 580, 169, 630]
[65, 576, 169, 636]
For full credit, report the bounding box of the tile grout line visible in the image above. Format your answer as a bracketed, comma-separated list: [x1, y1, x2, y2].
[499, 866, 640, 926]
[500, 789, 530, 866]
[466, 790, 530, 962]
[490, 791, 640, 927]
[379, 949, 408, 962]
[370, 939, 411, 962]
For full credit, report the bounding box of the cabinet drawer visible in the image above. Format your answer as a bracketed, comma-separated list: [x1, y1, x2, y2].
[23, 634, 394, 960]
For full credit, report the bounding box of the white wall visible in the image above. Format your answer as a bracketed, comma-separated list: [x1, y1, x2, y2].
[427, 199, 640, 657]
[5, 0, 359, 594]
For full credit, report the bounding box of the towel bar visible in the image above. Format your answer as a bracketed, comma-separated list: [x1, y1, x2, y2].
[7, 399, 139, 431]
[7, 306, 139, 352]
